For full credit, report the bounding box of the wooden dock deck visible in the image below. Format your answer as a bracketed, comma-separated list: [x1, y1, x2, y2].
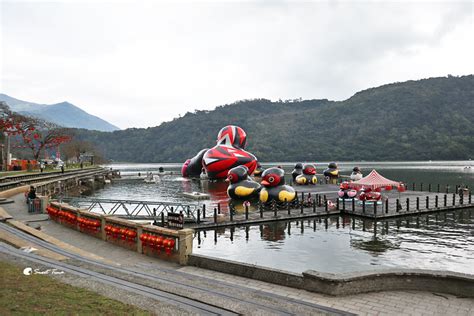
[186, 186, 473, 230]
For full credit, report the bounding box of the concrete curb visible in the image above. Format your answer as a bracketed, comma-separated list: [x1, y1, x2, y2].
[0, 228, 67, 261]
[0, 185, 29, 199]
[7, 219, 110, 264]
[0, 207, 13, 221]
[188, 254, 474, 297]
[303, 269, 474, 297]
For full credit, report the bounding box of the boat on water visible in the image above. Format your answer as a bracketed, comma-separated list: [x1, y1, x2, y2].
[144, 172, 160, 183]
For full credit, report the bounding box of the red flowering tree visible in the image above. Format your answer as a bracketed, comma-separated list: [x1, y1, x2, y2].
[1, 102, 73, 160]
[18, 121, 72, 160]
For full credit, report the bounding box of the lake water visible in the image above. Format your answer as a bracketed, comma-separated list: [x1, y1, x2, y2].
[94, 161, 474, 275]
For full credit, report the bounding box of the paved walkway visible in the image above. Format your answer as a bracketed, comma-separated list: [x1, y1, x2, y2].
[2, 193, 473, 315]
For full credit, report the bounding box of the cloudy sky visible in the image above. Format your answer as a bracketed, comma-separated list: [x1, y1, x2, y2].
[1, 0, 472, 129]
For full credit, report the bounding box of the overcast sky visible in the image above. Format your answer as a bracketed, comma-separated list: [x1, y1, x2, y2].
[1, 0, 472, 129]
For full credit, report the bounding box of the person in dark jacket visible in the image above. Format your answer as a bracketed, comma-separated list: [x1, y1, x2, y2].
[27, 186, 37, 200]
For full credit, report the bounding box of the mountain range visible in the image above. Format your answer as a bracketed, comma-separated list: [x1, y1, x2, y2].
[67, 75, 473, 162]
[0, 94, 120, 132]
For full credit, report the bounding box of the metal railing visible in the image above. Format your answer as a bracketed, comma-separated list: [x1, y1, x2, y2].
[62, 197, 201, 222]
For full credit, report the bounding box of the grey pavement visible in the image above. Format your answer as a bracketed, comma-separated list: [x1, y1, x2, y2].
[2, 193, 474, 315]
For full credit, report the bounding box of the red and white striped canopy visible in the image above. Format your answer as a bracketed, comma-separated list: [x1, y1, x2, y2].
[350, 169, 401, 189]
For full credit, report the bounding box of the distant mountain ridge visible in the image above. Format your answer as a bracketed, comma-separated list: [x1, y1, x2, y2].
[67, 75, 473, 162]
[0, 94, 120, 132]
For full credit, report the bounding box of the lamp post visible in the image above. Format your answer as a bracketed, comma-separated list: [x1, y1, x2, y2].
[3, 132, 10, 171]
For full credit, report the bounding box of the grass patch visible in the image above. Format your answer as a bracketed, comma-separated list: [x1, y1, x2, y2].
[0, 261, 151, 315]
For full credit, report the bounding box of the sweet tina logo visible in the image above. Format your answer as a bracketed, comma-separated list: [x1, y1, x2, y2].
[23, 267, 33, 275]
[22, 267, 65, 276]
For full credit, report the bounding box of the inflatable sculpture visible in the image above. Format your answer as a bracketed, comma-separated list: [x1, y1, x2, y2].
[253, 162, 264, 177]
[295, 164, 318, 185]
[181, 148, 208, 178]
[259, 167, 296, 204]
[350, 167, 363, 181]
[181, 125, 258, 180]
[291, 163, 303, 181]
[358, 188, 381, 202]
[226, 166, 261, 199]
[323, 162, 339, 183]
[338, 181, 357, 199]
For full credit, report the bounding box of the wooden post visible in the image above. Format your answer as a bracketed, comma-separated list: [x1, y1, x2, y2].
[426, 196, 429, 209]
[416, 197, 420, 210]
[352, 198, 356, 213]
[313, 199, 316, 213]
[444, 194, 447, 207]
[245, 204, 249, 220]
[435, 195, 439, 208]
[336, 198, 340, 210]
[217, 203, 221, 214]
[202, 204, 206, 218]
[287, 199, 291, 215]
[385, 198, 388, 214]
[406, 198, 409, 212]
[230, 207, 233, 221]
[342, 198, 346, 212]
[362, 200, 366, 214]
[374, 201, 377, 217]
[469, 193, 472, 204]
[301, 199, 304, 214]
[214, 208, 217, 223]
[396, 199, 400, 213]
[325, 199, 328, 212]
[452, 193, 456, 206]
[197, 208, 201, 223]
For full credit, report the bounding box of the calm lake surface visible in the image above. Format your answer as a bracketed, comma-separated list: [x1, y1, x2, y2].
[95, 161, 474, 274]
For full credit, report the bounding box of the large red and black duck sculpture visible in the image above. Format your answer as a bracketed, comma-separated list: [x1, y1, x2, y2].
[226, 165, 261, 200]
[181, 125, 258, 180]
[259, 167, 296, 204]
[295, 163, 318, 185]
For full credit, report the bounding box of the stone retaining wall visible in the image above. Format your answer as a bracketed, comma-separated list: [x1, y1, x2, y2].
[47, 202, 193, 264]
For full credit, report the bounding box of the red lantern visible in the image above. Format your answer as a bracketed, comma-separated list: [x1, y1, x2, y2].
[119, 228, 127, 240]
[140, 233, 150, 248]
[148, 235, 157, 250]
[340, 181, 350, 190]
[155, 236, 164, 253]
[163, 238, 175, 255]
[385, 185, 393, 191]
[111, 227, 120, 239]
[397, 185, 406, 192]
[127, 230, 137, 240]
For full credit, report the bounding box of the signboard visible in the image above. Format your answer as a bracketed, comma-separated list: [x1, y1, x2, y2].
[167, 212, 184, 229]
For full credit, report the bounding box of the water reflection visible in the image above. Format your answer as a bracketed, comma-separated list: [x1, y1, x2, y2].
[194, 209, 474, 274]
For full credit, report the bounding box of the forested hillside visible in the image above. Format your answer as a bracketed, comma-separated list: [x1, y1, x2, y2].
[70, 75, 474, 162]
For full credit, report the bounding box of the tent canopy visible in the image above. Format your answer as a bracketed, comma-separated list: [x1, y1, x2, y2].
[350, 169, 401, 189]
